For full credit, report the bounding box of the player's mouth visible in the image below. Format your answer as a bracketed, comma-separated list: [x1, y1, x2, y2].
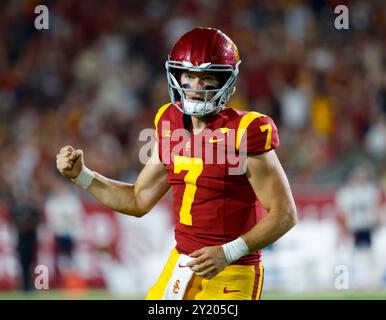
[187, 96, 205, 102]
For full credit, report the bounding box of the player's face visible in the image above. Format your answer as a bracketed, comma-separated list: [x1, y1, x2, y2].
[180, 71, 221, 101]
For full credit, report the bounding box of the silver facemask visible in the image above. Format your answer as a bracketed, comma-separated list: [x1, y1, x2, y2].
[165, 60, 240, 117]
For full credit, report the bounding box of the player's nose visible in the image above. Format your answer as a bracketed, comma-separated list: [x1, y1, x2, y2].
[189, 78, 205, 90]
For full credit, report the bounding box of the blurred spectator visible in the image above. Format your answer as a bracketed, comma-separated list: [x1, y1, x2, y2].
[365, 115, 386, 159]
[44, 180, 84, 284]
[335, 165, 382, 288]
[10, 193, 41, 292]
[279, 82, 310, 131]
[336, 166, 381, 247]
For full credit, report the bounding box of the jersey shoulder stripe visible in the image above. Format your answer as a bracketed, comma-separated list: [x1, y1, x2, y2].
[235, 111, 267, 150]
[154, 103, 173, 138]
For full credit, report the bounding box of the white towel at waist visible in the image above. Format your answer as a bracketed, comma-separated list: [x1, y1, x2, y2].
[162, 253, 194, 300]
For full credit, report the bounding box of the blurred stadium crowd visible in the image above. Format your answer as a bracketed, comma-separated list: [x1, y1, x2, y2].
[0, 0, 386, 293]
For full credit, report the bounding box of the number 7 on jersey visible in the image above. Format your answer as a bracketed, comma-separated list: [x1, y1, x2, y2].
[173, 155, 203, 226]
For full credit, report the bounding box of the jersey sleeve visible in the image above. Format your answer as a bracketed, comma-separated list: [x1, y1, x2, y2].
[153, 103, 173, 142]
[236, 112, 279, 155]
[153, 103, 174, 163]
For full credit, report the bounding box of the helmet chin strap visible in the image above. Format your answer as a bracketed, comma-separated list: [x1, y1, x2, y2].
[182, 98, 217, 117]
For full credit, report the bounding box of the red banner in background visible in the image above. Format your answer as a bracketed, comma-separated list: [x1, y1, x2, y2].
[0, 203, 15, 290]
[294, 191, 337, 220]
[1, 188, 384, 291]
[256, 189, 337, 221]
[0, 202, 122, 291]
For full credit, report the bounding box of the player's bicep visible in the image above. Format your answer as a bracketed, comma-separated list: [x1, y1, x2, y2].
[246, 150, 296, 216]
[134, 142, 170, 214]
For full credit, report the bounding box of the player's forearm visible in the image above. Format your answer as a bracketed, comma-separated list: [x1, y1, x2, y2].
[86, 172, 144, 217]
[242, 205, 297, 252]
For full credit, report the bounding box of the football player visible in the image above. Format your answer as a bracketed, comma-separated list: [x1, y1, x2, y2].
[56, 27, 297, 300]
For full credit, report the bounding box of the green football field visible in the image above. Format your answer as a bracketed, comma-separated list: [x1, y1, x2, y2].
[0, 289, 385, 300]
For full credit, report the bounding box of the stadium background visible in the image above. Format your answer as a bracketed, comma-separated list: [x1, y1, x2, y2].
[0, 0, 385, 299]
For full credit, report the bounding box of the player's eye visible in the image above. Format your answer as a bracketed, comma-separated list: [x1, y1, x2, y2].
[203, 77, 220, 87]
[185, 73, 196, 80]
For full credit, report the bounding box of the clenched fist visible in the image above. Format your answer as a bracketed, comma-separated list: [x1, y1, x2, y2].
[56, 145, 84, 179]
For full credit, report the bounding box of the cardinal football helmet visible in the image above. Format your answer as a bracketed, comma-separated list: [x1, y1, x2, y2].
[166, 27, 241, 117]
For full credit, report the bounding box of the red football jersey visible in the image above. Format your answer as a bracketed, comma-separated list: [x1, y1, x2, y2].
[154, 103, 279, 265]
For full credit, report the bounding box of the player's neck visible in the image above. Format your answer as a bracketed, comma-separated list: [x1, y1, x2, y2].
[191, 116, 207, 134]
[191, 111, 219, 134]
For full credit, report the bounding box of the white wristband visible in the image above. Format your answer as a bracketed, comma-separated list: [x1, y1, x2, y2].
[71, 166, 95, 189]
[222, 237, 249, 264]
